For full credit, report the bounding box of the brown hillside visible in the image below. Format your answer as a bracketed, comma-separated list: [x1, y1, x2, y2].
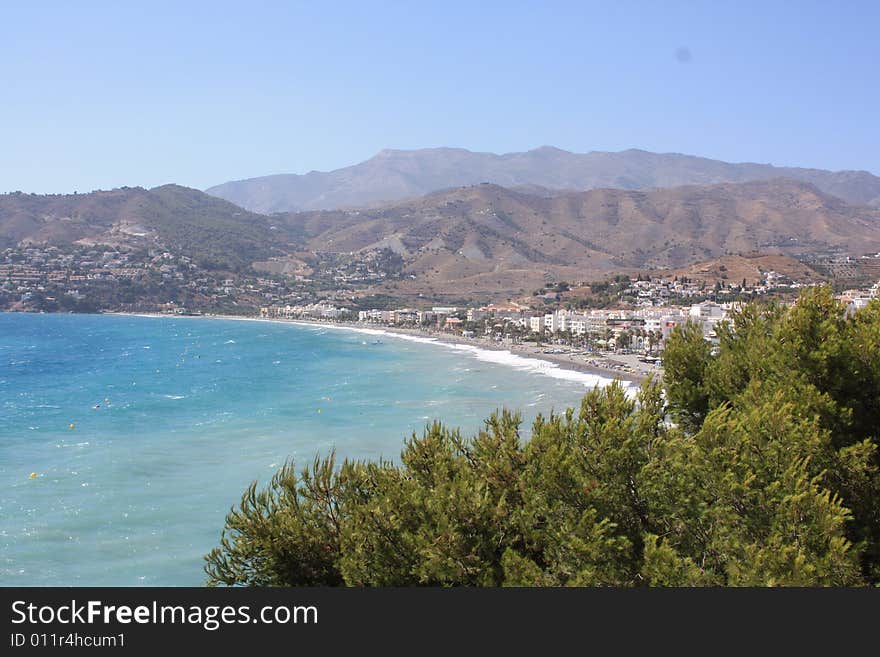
[658, 254, 825, 286]
[281, 179, 880, 297]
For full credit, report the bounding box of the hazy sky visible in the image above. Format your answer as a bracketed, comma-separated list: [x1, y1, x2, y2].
[2, 1, 878, 193]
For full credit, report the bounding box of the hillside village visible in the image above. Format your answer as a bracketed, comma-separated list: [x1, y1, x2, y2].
[0, 244, 401, 314]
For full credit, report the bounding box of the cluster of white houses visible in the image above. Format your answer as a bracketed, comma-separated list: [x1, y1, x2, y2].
[260, 302, 349, 320]
[262, 301, 733, 351]
[420, 303, 729, 349]
[840, 281, 880, 315]
[260, 279, 879, 353]
[623, 269, 809, 306]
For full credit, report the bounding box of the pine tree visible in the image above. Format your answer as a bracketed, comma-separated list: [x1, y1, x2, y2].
[205, 288, 880, 586]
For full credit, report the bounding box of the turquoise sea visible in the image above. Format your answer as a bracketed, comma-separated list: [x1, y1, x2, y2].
[0, 312, 622, 586]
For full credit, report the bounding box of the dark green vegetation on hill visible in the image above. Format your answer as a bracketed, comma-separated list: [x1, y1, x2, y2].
[206, 287, 880, 586]
[0, 185, 286, 271]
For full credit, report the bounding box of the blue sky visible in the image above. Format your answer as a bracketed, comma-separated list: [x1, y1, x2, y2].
[1, 1, 878, 193]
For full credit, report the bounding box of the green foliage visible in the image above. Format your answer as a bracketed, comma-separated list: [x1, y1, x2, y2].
[206, 287, 880, 586]
[641, 393, 861, 585]
[338, 413, 530, 586]
[662, 286, 880, 581]
[575, 276, 632, 309]
[205, 454, 347, 586]
[661, 321, 712, 433]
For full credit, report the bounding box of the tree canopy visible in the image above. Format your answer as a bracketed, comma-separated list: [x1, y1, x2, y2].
[206, 286, 880, 586]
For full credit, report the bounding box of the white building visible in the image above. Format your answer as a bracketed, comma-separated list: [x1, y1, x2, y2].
[689, 302, 725, 320]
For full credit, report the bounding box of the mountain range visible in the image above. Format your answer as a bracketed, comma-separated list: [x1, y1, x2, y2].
[274, 179, 880, 296]
[5, 156, 880, 300]
[205, 146, 880, 213]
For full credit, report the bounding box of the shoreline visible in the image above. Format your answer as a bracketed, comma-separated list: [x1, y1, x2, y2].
[336, 322, 653, 385]
[101, 311, 658, 387]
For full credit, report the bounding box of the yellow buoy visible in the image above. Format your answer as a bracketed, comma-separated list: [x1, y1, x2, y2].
[69, 423, 75, 430]
[29, 472, 37, 479]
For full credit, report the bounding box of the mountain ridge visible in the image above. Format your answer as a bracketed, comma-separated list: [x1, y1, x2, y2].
[205, 146, 880, 213]
[5, 178, 880, 298]
[274, 178, 880, 296]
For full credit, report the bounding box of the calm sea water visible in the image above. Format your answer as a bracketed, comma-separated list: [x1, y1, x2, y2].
[0, 313, 619, 586]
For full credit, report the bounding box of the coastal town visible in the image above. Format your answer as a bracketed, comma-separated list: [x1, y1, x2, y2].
[4, 241, 879, 380]
[259, 274, 880, 380]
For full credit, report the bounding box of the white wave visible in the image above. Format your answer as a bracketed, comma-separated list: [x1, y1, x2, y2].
[289, 322, 612, 388]
[401, 340, 628, 390]
[118, 315, 636, 393]
[162, 394, 186, 400]
[224, 340, 236, 344]
[280, 319, 635, 392]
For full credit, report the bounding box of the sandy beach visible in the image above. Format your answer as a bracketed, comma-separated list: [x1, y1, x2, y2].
[345, 322, 658, 384]
[109, 311, 660, 385]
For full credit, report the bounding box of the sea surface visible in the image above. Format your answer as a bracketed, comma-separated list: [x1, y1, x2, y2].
[0, 312, 624, 586]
